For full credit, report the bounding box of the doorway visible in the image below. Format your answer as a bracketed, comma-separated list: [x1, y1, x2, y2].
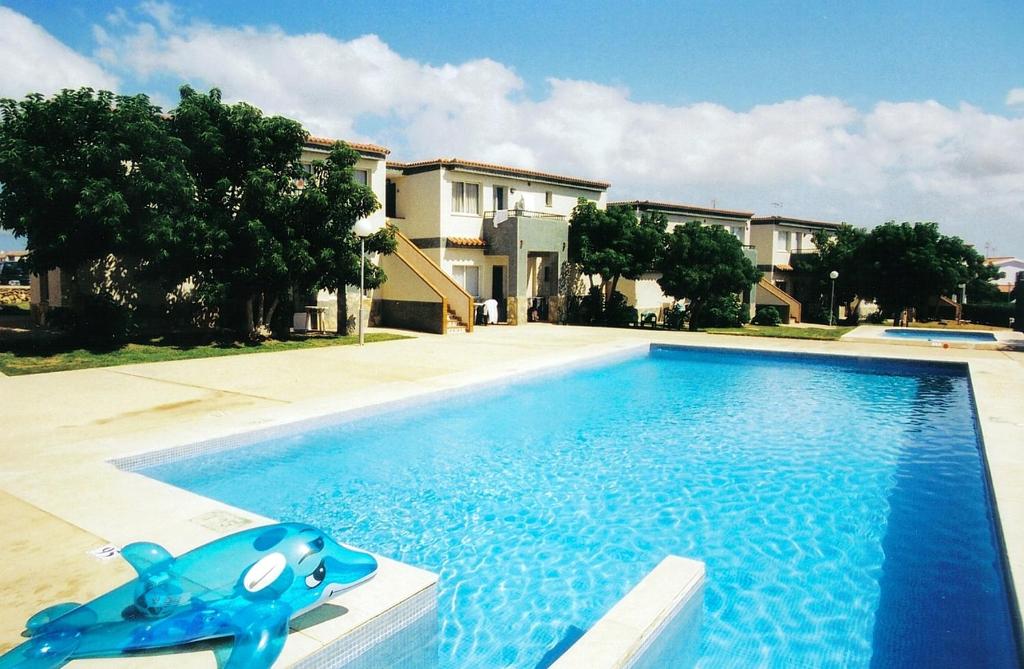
[493, 186, 506, 212]
[491, 265, 507, 322]
[385, 179, 397, 218]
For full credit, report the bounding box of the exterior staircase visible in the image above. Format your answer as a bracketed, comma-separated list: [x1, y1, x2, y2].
[446, 306, 468, 333]
[756, 278, 802, 323]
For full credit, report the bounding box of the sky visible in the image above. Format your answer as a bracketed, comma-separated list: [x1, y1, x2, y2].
[0, 0, 1022, 255]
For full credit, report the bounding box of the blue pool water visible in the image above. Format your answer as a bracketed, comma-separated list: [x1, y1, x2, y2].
[143, 346, 1018, 668]
[883, 328, 997, 342]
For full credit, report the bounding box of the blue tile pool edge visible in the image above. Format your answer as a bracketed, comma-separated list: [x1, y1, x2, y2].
[964, 367, 1024, 666]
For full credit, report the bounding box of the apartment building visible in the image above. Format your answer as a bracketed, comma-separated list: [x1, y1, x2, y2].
[382, 159, 609, 327]
[749, 215, 841, 295]
[608, 200, 758, 316]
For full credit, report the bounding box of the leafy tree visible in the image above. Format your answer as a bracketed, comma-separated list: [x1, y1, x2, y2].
[568, 200, 667, 303]
[290, 143, 396, 334]
[858, 221, 998, 324]
[656, 221, 761, 331]
[165, 87, 386, 338]
[791, 224, 867, 324]
[0, 88, 191, 301]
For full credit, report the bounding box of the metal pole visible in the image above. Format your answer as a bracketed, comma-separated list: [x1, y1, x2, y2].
[829, 278, 836, 327]
[358, 237, 365, 346]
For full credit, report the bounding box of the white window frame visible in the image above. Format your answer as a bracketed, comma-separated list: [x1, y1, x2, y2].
[452, 265, 480, 296]
[452, 181, 481, 215]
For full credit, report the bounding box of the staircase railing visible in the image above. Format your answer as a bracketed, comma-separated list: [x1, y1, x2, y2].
[386, 229, 474, 333]
[757, 278, 802, 323]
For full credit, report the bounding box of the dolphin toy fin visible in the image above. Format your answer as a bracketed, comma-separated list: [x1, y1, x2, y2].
[0, 630, 80, 669]
[24, 604, 81, 636]
[222, 601, 291, 669]
[120, 542, 173, 576]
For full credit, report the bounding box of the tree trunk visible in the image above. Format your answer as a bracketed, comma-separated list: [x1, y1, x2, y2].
[265, 295, 279, 332]
[688, 300, 701, 332]
[244, 295, 255, 336]
[337, 288, 349, 335]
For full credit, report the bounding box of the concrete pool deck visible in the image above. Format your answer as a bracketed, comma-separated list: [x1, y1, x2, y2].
[1, 324, 1023, 666]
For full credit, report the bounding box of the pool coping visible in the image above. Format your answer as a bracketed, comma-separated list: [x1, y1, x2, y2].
[843, 324, 1024, 351]
[1, 328, 1021, 665]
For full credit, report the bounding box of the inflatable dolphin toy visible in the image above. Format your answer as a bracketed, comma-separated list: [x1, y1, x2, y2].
[0, 523, 377, 669]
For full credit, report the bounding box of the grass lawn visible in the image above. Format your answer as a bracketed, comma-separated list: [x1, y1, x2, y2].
[0, 300, 30, 314]
[0, 331, 411, 376]
[704, 324, 854, 340]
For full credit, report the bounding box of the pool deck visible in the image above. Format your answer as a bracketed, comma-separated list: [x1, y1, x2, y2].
[2, 324, 1023, 666]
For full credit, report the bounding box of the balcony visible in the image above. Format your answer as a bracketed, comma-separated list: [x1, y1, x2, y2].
[483, 209, 567, 222]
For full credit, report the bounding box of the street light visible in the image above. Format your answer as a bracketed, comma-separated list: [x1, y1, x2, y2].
[828, 270, 839, 327]
[353, 218, 386, 345]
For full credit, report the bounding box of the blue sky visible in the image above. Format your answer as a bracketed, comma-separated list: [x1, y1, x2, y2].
[1, 1, 1023, 253]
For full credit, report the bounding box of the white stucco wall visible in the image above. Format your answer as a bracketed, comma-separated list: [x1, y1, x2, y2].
[299, 147, 387, 233]
[990, 259, 1024, 290]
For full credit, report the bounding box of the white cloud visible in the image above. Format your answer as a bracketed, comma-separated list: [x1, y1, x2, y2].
[2, 5, 1023, 254]
[0, 6, 118, 99]
[1007, 88, 1024, 107]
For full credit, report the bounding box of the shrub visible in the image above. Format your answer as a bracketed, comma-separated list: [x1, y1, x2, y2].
[693, 295, 748, 328]
[604, 290, 637, 327]
[664, 303, 685, 330]
[866, 309, 888, 324]
[752, 306, 782, 326]
[48, 293, 135, 344]
[962, 302, 1013, 327]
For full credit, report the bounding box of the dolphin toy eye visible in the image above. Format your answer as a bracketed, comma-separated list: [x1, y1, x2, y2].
[305, 560, 326, 588]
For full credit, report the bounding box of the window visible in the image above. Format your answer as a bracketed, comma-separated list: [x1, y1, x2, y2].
[493, 186, 506, 211]
[728, 225, 743, 240]
[545, 191, 553, 207]
[778, 230, 793, 250]
[353, 169, 368, 186]
[452, 181, 480, 214]
[452, 265, 480, 296]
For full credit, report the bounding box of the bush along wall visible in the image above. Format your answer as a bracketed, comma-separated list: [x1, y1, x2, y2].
[962, 302, 1013, 327]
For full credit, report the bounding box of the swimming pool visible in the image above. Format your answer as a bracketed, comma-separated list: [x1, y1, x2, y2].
[883, 328, 997, 342]
[142, 345, 1019, 667]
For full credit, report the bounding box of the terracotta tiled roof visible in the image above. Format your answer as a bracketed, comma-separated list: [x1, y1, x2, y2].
[447, 237, 487, 248]
[986, 256, 1020, 263]
[609, 200, 753, 220]
[751, 215, 842, 229]
[393, 158, 610, 191]
[774, 263, 794, 272]
[305, 135, 390, 157]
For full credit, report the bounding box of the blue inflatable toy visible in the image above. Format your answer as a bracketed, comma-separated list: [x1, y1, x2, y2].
[0, 522, 378, 669]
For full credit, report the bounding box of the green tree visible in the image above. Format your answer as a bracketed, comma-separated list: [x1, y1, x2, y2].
[290, 143, 396, 334]
[568, 200, 667, 303]
[791, 224, 867, 324]
[656, 221, 761, 331]
[858, 221, 998, 324]
[165, 87, 385, 338]
[0, 88, 191, 299]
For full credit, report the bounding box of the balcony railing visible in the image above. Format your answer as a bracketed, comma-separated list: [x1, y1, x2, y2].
[483, 209, 567, 221]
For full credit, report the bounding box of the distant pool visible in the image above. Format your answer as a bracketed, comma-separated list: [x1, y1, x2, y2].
[883, 328, 997, 342]
[142, 346, 1018, 668]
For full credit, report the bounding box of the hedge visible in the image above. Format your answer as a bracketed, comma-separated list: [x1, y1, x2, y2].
[962, 302, 1013, 327]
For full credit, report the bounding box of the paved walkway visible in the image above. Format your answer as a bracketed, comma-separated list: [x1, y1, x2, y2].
[1, 324, 1022, 666]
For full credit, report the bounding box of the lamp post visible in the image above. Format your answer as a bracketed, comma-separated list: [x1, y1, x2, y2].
[828, 270, 839, 327]
[353, 218, 385, 345]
